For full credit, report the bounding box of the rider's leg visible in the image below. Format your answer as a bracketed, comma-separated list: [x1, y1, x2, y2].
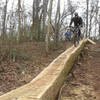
[79, 29, 81, 37]
[78, 29, 81, 40]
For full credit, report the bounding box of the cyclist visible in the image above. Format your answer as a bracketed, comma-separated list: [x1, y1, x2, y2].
[69, 12, 83, 39]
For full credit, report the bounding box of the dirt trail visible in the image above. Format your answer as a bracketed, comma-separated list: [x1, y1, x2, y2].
[59, 43, 100, 100]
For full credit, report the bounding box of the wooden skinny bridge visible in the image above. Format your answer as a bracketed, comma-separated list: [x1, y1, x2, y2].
[0, 38, 95, 100]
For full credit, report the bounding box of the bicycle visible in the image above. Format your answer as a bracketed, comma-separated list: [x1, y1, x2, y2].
[69, 26, 81, 47]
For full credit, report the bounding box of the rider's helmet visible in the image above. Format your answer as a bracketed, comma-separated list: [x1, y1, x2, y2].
[74, 12, 78, 17]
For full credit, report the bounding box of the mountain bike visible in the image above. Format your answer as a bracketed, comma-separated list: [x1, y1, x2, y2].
[69, 26, 81, 47]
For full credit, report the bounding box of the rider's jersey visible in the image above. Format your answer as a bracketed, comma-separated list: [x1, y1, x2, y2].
[70, 16, 83, 27]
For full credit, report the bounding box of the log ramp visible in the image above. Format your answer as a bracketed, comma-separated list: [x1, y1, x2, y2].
[0, 39, 95, 100]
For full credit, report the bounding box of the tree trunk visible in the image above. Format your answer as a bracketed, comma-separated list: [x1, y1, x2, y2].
[9, 0, 14, 39]
[89, 18, 92, 38]
[86, 0, 89, 37]
[99, 15, 100, 41]
[17, 0, 21, 42]
[54, 0, 60, 46]
[31, 0, 41, 41]
[42, 0, 48, 39]
[45, 0, 53, 55]
[94, 0, 99, 38]
[89, 2, 94, 38]
[2, 0, 8, 40]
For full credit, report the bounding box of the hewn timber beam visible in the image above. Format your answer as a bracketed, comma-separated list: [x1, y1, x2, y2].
[0, 38, 94, 100]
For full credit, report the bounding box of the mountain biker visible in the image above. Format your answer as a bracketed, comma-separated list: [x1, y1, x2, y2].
[69, 12, 83, 38]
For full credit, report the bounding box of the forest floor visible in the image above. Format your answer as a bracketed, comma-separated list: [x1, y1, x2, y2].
[0, 41, 72, 95]
[59, 43, 100, 100]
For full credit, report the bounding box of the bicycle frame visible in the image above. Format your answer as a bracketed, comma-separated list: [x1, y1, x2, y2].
[70, 26, 80, 47]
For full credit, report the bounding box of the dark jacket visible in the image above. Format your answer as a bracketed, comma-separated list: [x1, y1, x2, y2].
[70, 16, 83, 27]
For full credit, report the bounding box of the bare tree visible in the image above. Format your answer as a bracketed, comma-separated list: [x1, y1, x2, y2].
[67, 0, 77, 18]
[8, 0, 15, 38]
[2, 0, 8, 40]
[94, 0, 99, 37]
[31, 0, 42, 41]
[54, 0, 60, 46]
[45, 0, 53, 54]
[88, 0, 95, 37]
[99, 14, 100, 40]
[86, 0, 89, 37]
[17, 0, 21, 42]
[42, 0, 48, 35]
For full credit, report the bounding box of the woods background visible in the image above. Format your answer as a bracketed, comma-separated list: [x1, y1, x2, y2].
[0, 0, 100, 55]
